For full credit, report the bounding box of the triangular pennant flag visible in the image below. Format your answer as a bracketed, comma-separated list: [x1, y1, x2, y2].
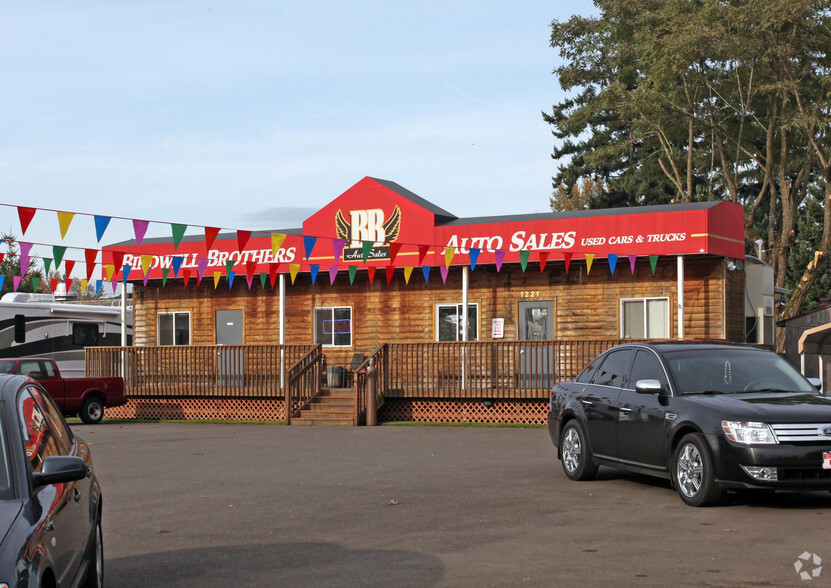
[122, 265, 132, 282]
[0, 253, 4, 265]
[133, 219, 150, 246]
[520, 250, 530, 272]
[95, 280, 103, 295]
[229, 271, 238, 289]
[197, 258, 209, 281]
[43, 258, 53, 277]
[94, 216, 111, 242]
[225, 260, 235, 275]
[50, 278, 58, 293]
[183, 270, 192, 287]
[81, 279, 88, 293]
[143, 271, 150, 287]
[237, 230, 252, 252]
[13, 276, 21, 291]
[30, 277, 39, 293]
[649, 255, 658, 275]
[348, 265, 358, 284]
[213, 271, 222, 289]
[362, 241, 372, 264]
[289, 264, 300, 284]
[111, 251, 124, 269]
[469, 248, 480, 271]
[303, 236, 317, 260]
[171, 256, 184, 277]
[85, 249, 97, 281]
[245, 270, 254, 290]
[385, 266, 395, 284]
[64, 260, 76, 279]
[585, 253, 595, 274]
[19, 242, 32, 275]
[367, 267, 376, 284]
[417, 245, 429, 266]
[332, 238, 347, 261]
[259, 273, 268, 289]
[608, 254, 618, 275]
[422, 265, 431, 284]
[0, 276, 4, 292]
[111, 282, 118, 295]
[17, 207, 36, 235]
[629, 255, 637, 274]
[52, 246, 67, 267]
[389, 243, 402, 264]
[162, 268, 170, 287]
[404, 266, 414, 284]
[140, 254, 153, 276]
[105, 264, 115, 282]
[329, 265, 339, 285]
[271, 233, 287, 256]
[310, 265, 320, 284]
[539, 251, 550, 272]
[245, 261, 257, 280]
[57, 211, 75, 239]
[563, 252, 573, 274]
[204, 227, 220, 251]
[269, 264, 280, 287]
[494, 249, 506, 272]
[171, 224, 187, 249]
[444, 246, 455, 268]
[440, 266, 449, 283]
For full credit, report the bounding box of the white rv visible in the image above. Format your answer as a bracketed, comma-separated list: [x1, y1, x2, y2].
[0, 292, 132, 378]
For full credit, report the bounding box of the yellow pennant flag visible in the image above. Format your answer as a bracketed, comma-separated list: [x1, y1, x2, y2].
[444, 246, 455, 269]
[57, 211, 75, 239]
[81, 279, 88, 293]
[404, 266, 414, 284]
[289, 264, 300, 284]
[272, 233, 287, 256]
[585, 253, 595, 274]
[105, 264, 115, 281]
[141, 254, 153, 275]
[213, 271, 221, 288]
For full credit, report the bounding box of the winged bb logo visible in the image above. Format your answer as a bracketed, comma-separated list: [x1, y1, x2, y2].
[335, 206, 401, 247]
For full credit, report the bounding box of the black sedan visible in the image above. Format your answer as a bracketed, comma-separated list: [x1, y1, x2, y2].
[0, 374, 103, 586]
[548, 341, 831, 506]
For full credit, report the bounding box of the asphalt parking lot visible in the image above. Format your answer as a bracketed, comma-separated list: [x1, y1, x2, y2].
[75, 422, 831, 587]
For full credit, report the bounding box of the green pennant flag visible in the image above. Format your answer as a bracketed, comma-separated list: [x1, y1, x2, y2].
[43, 258, 53, 276]
[171, 224, 187, 249]
[53, 246, 67, 267]
[649, 255, 658, 275]
[31, 277, 39, 292]
[259, 273, 268, 288]
[348, 265, 358, 284]
[225, 260, 234, 275]
[162, 268, 170, 287]
[361, 241, 372, 264]
[519, 250, 530, 272]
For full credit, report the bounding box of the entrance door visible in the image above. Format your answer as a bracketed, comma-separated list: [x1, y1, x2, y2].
[518, 300, 555, 389]
[216, 310, 244, 387]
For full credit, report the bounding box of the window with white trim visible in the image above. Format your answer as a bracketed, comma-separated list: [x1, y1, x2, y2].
[314, 307, 352, 347]
[621, 297, 669, 338]
[436, 303, 478, 342]
[157, 312, 191, 345]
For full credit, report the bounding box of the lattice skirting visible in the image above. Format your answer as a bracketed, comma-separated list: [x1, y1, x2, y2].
[379, 398, 548, 426]
[105, 398, 286, 421]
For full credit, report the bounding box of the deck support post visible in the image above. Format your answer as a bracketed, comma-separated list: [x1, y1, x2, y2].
[366, 358, 377, 426]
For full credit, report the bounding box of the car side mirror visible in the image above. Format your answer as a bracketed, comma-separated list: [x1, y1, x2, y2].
[32, 456, 88, 487]
[635, 379, 664, 394]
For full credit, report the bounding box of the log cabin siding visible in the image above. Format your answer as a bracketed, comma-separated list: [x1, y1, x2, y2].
[131, 256, 742, 369]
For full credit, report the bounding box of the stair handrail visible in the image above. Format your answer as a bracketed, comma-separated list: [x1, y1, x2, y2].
[352, 344, 388, 425]
[286, 344, 324, 425]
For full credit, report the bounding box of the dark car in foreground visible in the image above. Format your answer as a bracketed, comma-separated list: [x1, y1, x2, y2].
[0, 374, 103, 586]
[548, 341, 831, 506]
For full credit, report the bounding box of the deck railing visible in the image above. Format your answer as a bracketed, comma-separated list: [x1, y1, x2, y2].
[86, 344, 316, 397]
[352, 344, 388, 425]
[286, 344, 324, 424]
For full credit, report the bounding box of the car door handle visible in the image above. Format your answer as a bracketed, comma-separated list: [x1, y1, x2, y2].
[74, 489, 81, 503]
[580, 400, 594, 406]
[619, 407, 633, 414]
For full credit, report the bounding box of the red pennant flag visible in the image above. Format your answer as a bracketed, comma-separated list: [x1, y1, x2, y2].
[17, 207, 36, 235]
[367, 267, 376, 284]
[385, 265, 395, 284]
[50, 278, 58, 292]
[64, 260, 76, 279]
[539, 251, 550, 272]
[0, 253, 4, 265]
[245, 261, 257, 279]
[269, 263, 281, 287]
[183, 269, 191, 287]
[563, 252, 573, 274]
[417, 245, 429, 266]
[111, 252, 124, 268]
[85, 249, 97, 280]
[389, 243, 402, 264]
[204, 227, 220, 251]
[237, 230, 252, 252]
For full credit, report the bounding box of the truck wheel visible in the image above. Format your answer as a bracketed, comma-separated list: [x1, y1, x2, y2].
[80, 397, 105, 425]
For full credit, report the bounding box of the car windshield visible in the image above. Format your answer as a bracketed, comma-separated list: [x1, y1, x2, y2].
[0, 362, 13, 375]
[0, 412, 13, 500]
[663, 348, 816, 395]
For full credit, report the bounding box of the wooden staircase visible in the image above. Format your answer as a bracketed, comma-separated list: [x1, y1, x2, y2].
[290, 388, 354, 426]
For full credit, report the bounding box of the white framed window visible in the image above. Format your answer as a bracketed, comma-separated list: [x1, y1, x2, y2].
[436, 303, 478, 342]
[621, 297, 669, 338]
[157, 312, 191, 345]
[315, 307, 352, 347]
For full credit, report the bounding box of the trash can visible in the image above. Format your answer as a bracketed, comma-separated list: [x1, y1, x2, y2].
[327, 365, 345, 388]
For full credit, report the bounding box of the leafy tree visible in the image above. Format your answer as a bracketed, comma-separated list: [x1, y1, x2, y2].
[546, 0, 831, 348]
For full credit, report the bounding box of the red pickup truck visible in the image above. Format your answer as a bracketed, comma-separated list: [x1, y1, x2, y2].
[0, 358, 126, 424]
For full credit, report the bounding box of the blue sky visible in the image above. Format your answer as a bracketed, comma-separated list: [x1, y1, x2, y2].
[0, 0, 593, 261]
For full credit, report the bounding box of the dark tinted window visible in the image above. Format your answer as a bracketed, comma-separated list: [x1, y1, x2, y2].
[18, 386, 64, 473]
[14, 314, 25, 343]
[593, 349, 635, 387]
[629, 350, 668, 390]
[576, 354, 605, 383]
[72, 323, 99, 346]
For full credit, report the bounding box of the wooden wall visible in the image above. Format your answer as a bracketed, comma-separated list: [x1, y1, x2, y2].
[132, 256, 745, 368]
